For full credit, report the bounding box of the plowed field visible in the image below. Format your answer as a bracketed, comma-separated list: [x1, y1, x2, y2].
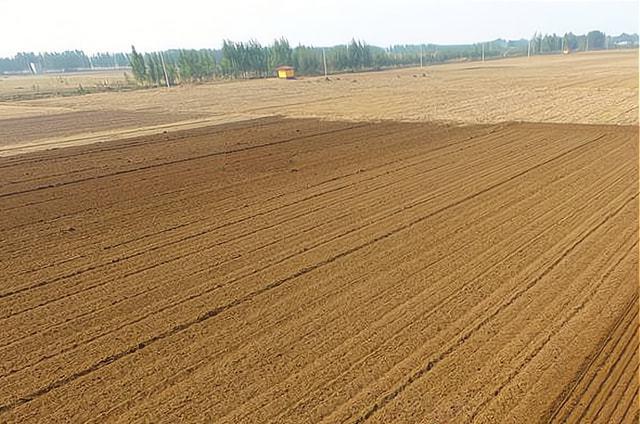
[1, 50, 637, 156]
[0, 117, 637, 422]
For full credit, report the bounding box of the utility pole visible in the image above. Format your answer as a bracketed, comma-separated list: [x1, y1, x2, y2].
[585, 35, 589, 51]
[159, 51, 170, 88]
[420, 44, 423, 68]
[322, 47, 328, 78]
[482, 43, 485, 62]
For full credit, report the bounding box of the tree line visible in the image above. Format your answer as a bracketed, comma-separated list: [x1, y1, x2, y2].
[0, 50, 129, 73]
[529, 31, 610, 54]
[1, 31, 636, 77]
[126, 38, 530, 85]
[126, 38, 378, 85]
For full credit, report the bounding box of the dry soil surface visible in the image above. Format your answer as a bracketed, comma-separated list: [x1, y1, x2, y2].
[0, 50, 636, 155]
[0, 117, 637, 423]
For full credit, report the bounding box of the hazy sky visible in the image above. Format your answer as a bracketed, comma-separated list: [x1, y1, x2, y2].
[0, 0, 637, 56]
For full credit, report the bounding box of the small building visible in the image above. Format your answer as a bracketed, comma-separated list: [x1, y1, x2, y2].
[276, 66, 295, 79]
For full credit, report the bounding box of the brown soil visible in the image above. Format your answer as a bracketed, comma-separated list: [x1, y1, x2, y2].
[0, 117, 637, 423]
[0, 110, 201, 147]
[1, 50, 636, 156]
[0, 69, 130, 101]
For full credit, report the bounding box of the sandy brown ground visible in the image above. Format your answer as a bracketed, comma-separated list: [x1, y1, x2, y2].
[0, 117, 637, 423]
[0, 69, 130, 101]
[0, 50, 637, 155]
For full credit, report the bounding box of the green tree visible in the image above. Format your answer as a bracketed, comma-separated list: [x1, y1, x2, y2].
[129, 45, 146, 83]
[586, 31, 606, 50]
[269, 37, 293, 70]
[145, 53, 160, 85]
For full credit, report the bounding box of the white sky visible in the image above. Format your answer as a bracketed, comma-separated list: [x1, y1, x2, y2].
[0, 0, 637, 56]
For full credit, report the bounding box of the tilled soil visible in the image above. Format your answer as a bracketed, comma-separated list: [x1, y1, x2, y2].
[0, 109, 203, 148]
[0, 117, 637, 423]
[1, 50, 636, 157]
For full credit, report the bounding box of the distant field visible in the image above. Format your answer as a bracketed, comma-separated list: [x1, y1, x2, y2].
[0, 50, 636, 155]
[0, 69, 132, 101]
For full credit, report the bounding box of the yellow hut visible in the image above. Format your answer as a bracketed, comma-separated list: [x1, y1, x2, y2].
[276, 66, 295, 79]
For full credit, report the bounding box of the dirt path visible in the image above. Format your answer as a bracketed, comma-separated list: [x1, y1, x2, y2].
[0, 117, 636, 423]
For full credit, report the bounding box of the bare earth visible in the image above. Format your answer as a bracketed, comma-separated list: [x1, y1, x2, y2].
[0, 50, 637, 155]
[0, 69, 130, 101]
[0, 50, 638, 423]
[0, 118, 637, 422]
